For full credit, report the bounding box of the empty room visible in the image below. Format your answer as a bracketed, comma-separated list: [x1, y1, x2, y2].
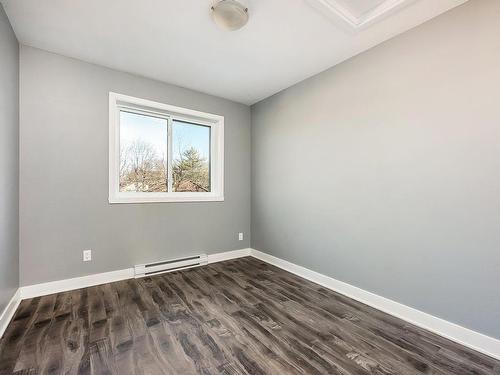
[1, 0, 499, 373]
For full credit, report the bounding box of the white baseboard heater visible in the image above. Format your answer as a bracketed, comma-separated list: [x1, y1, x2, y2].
[134, 254, 208, 278]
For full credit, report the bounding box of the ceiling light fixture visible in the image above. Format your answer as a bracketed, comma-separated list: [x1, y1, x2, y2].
[211, 0, 249, 31]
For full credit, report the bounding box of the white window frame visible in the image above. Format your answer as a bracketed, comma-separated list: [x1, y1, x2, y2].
[109, 92, 224, 203]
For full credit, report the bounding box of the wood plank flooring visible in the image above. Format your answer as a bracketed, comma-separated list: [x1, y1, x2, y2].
[0, 257, 499, 374]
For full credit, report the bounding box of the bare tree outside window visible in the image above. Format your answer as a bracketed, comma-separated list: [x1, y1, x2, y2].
[120, 140, 167, 192]
[119, 111, 168, 192]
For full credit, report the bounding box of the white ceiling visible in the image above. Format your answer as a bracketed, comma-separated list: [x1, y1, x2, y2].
[2, 0, 467, 105]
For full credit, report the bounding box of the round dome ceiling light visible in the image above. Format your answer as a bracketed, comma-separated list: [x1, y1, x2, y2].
[211, 0, 249, 31]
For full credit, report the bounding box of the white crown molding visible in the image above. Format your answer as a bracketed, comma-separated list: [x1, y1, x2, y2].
[0, 289, 22, 339]
[309, 0, 417, 29]
[250, 248, 500, 361]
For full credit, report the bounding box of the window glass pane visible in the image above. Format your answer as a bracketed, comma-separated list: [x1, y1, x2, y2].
[172, 120, 211, 192]
[119, 111, 168, 192]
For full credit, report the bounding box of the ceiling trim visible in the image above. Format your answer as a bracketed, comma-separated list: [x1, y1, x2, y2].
[310, 0, 416, 29]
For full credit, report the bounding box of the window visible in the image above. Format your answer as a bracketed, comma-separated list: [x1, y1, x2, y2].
[109, 92, 224, 203]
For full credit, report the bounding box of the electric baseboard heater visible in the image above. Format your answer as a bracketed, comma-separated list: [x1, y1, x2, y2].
[134, 254, 208, 278]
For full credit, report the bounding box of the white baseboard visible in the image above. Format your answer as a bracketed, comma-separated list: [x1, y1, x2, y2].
[20, 268, 135, 300]
[0, 289, 22, 338]
[208, 248, 251, 263]
[19, 248, 252, 300]
[250, 248, 500, 361]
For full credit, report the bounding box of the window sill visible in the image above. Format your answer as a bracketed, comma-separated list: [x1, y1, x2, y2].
[108, 194, 224, 204]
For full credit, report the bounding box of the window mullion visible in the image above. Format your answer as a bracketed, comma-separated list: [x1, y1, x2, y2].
[167, 118, 173, 193]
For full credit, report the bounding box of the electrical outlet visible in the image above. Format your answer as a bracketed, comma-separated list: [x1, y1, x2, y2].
[238, 232, 243, 241]
[83, 249, 92, 262]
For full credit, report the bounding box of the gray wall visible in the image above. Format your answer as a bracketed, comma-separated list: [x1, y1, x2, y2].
[20, 46, 251, 286]
[251, 0, 500, 339]
[0, 4, 19, 313]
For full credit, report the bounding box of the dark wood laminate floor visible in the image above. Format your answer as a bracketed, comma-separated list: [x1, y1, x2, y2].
[1, 257, 499, 375]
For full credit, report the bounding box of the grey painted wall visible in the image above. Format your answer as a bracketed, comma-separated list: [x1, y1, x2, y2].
[0, 4, 19, 313]
[20, 46, 251, 286]
[251, 0, 500, 339]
